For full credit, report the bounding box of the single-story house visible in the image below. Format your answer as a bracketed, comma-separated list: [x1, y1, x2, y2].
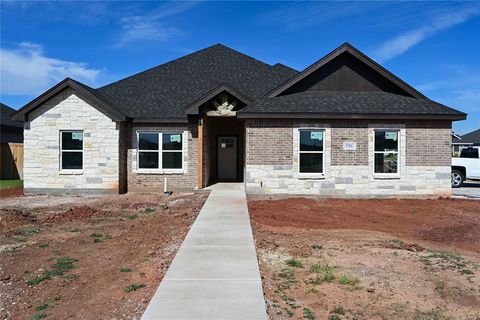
[12, 43, 467, 197]
[452, 129, 480, 156]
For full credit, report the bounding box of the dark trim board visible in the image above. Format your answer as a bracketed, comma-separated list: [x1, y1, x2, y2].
[237, 112, 466, 121]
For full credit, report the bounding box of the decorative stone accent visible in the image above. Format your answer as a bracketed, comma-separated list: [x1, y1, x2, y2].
[23, 89, 119, 194]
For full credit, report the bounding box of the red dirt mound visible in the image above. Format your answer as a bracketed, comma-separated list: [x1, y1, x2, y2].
[42, 206, 110, 223]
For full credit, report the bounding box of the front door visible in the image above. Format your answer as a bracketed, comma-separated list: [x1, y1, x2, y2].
[217, 136, 237, 180]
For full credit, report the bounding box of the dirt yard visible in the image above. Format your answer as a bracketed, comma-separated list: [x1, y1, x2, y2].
[249, 198, 480, 320]
[0, 191, 209, 320]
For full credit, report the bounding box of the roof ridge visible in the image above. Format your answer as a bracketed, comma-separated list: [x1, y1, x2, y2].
[98, 44, 274, 91]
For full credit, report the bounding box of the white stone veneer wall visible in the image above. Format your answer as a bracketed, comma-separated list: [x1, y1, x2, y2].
[23, 89, 119, 194]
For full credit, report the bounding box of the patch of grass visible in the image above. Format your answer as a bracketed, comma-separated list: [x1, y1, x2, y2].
[420, 249, 477, 277]
[309, 263, 336, 284]
[286, 310, 294, 318]
[328, 315, 340, 320]
[303, 307, 315, 319]
[128, 214, 138, 220]
[90, 233, 111, 244]
[331, 306, 346, 315]
[338, 274, 360, 288]
[286, 258, 303, 268]
[38, 243, 49, 248]
[0, 179, 23, 190]
[278, 268, 294, 279]
[120, 267, 132, 272]
[435, 281, 446, 298]
[124, 283, 145, 292]
[30, 312, 46, 320]
[415, 307, 453, 320]
[36, 304, 49, 311]
[22, 225, 41, 235]
[27, 257, 78, 286]
[144, 208, 155, 214]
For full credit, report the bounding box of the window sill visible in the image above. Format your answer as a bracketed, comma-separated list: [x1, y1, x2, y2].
[298, 174, 325, 180]
[59, 170, 83, 175]
[137, 169, 184, 175]
[373, 174, 400, 180]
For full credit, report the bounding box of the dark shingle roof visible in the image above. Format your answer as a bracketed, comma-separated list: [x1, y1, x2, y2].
[238, 91, 466, 118]
[460, 129, 480, 144]
[96, 44, 298, 118]
[1, 103, 23, 128]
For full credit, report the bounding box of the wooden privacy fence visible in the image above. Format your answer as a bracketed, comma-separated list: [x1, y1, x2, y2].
[0, 143, 23, 180]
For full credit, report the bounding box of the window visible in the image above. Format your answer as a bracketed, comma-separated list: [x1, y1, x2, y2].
[374, 130, 399, 174]
[299, 129, 324, 174]
[460, 147, 479, 159]
[60, 131, 83, 170]
[138, 132, 183, 170]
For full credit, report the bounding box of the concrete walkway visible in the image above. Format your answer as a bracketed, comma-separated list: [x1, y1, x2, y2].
[141, 183, 267, 320]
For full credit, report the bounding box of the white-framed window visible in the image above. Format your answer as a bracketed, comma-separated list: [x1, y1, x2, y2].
[60, 130, 83, 171]
[373, 129, 399, 175]
[137, 131, 183, 171]
[298, 129, 325, 176]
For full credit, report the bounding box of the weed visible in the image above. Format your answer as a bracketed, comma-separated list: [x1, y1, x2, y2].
[27, 257, 78, 286]
[286, 310, 294, 318]
[120, 267, 132, 272]
[303, 307, 315, 319]
[30, 312, 46, 320]
[90, 233, 111, 244]
[435, 281, 446, 298]
[128, 214, 138, 220]
[338, 274, 360, 288]
[308, 263, 336, 284]
[286, 258, 303, 268]
[124, 283, 145, 292]
[38, 243, 49, 248]
[420, 249, 477, 277]
[144, 208, 155, 214]
[332, 306, 346, 315]
[23, 226, 40, 235]
[278, 268, 295, 279]
[328, 315, 340, 320]
[14, 236, 27, 243]
[63, 274, 79, 281]
[415, 307, 453, 320]
[36, 304, 49, 311]
[306, 287, 319, 294]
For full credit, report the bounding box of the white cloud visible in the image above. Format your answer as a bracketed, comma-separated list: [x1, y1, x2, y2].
[374, 5, 480, 62]
[0, 43, 101, 96]
[114, 2, 198, 47]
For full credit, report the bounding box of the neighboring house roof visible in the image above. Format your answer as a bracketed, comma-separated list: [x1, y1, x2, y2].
[12, 43, 467, 122]
[1, 103, 23, 129]
[459, 129, 480, 145]
[452, 132, 463, 144]
[238, 91, 465, 119]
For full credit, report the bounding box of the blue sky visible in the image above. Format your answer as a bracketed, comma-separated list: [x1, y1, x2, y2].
[1, 1, 479, 134]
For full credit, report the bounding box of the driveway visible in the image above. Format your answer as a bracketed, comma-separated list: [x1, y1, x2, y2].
[452, 181, 480, 199]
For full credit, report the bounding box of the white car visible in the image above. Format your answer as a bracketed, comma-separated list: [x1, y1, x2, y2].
[451, 147, 480, 187]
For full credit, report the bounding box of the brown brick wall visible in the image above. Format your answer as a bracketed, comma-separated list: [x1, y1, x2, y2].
[330, 120, 369, 166]
[405, 120, 451, 166]
[245, 119, 293, 165]
[245, 119, 451, 167]
[127, 122, 198, 191]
